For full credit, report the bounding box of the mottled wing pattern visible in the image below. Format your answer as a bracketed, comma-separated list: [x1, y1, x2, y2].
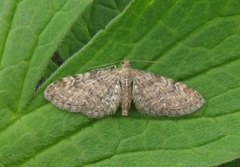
[132, 69, 204, 116]
[44, 68, 121, 118]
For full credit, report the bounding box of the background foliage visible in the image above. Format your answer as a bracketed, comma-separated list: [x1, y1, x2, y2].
[0, 0, 240, 166]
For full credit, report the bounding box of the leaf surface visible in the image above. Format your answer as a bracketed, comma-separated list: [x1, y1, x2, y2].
[0, 0, 240, 166]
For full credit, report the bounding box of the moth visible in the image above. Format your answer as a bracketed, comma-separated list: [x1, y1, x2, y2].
[44, 59, 204, 118]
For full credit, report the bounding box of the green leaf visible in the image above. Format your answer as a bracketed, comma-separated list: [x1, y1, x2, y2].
[1, 0, 240, 166]
[58, 0, 131, 61]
